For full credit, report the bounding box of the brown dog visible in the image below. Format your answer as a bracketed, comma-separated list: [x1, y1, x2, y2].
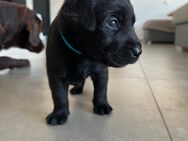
[0, 1, 44, 70]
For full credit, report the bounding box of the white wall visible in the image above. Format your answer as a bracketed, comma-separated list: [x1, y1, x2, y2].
[131, 0, 188, 39]
[26, 0, 33, 9]
[50, 0, 64, 21]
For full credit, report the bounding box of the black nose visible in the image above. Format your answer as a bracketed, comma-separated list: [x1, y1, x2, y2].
[131, 47, 142, 57]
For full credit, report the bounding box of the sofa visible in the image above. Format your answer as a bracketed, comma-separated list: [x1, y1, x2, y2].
[172, 3, 188, 49]
[143, 3, 188, 47]
[143, 19, 175, 43]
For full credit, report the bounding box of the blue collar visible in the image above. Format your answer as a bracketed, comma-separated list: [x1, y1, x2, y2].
[59, 32, 82, 55]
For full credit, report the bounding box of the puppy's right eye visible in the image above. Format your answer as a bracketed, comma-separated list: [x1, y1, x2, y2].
[106, 17, 120, 30]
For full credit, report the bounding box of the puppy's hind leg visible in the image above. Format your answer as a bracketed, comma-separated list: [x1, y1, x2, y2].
[70, 80, 85, 95]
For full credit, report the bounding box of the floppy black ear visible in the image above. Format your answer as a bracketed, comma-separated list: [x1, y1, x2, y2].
[61, 0, 96, 32]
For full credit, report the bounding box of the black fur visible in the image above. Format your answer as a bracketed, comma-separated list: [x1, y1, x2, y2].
[46, 0, 142, 125]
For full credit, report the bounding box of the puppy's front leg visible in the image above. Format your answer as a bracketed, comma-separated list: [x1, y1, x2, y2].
[46, 75, 70, 125]
[91, 68, 113, 115]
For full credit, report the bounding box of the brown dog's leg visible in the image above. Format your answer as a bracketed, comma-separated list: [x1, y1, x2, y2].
[0, 56, 30, 70]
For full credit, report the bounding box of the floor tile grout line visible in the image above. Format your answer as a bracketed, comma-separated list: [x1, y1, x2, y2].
[138, 60, 173, 141]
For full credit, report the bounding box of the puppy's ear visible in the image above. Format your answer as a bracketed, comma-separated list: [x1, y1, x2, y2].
[26, 16, 42, 46]
[61, 0, 96, 32]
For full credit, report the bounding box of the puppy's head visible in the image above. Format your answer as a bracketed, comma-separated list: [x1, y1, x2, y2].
[61, 0, 142, 67]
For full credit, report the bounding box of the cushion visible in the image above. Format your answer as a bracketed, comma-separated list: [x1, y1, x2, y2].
[143, 19, 175, 33]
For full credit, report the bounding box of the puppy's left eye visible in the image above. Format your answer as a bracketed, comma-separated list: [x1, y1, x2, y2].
[106, 17, 120, 30]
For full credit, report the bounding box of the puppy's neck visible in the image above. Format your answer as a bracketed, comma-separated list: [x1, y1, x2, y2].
[59, 32, 82, 55]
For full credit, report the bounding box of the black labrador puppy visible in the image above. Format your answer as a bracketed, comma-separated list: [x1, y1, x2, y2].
[0, 1, 44, 70]
[46, 0, 142, 125]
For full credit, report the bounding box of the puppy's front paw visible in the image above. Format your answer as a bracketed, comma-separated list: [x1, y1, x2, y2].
[46, 111, 69, 125]
[94, 104, 113, 115]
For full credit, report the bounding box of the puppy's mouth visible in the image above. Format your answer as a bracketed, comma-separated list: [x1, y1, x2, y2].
[104, 49, 140, 68]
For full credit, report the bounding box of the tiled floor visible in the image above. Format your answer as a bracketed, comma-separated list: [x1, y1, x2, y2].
[0, 43, 188, 141]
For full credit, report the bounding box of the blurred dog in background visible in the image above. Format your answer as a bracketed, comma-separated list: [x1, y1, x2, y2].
[0, 1, 44, 70]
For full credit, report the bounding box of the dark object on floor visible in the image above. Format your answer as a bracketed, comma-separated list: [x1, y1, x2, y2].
[143, 19, 175, 43]
[46, 0, 142, 125]
[0, 1, 44, 70]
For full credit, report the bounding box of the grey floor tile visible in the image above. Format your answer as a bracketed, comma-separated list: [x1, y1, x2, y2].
[149, 79, 188, 141]
[109, 62, 144, 79]
[141, 44, 188, 80]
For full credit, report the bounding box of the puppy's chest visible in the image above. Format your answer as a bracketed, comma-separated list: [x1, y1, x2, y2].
[68, 62, 92, 85]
